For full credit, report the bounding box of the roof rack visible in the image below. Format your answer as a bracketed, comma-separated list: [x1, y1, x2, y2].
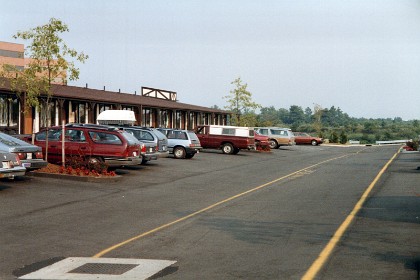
[65, 123, 119, 131]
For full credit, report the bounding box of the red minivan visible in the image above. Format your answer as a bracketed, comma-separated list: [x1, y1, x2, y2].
[33, 124, 142, 168]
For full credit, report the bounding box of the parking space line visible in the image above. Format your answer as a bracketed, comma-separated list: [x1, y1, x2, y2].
[93, 152, 354, 258]
[301, 148, 400, 280]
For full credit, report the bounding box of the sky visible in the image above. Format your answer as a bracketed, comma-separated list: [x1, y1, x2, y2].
[1, 0, 420, 120]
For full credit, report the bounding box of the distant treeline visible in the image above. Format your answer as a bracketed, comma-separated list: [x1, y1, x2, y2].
[229, 105, 420, 144]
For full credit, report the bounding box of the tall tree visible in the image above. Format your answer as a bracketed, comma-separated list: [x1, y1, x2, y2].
[224, 77, 260, 126]
[1, 18, 88, 160]
[313, 104, 323, 136]
[288, 105, 305, 128]
[14, 18, 88, 118]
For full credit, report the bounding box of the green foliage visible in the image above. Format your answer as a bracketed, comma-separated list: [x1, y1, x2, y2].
[224, 77, 261, 126]
[242, 102, 419, 144]
[339, 130, 348, 144]
[1, 18, 88, 110]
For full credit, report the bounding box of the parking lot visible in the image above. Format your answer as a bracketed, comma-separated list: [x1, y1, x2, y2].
[0, 145, 419, 279]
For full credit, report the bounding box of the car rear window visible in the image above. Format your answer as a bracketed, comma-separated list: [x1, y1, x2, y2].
[126, 129, 154, 141]
[188, 131, 199, 141]
[120, 131, 140, 145]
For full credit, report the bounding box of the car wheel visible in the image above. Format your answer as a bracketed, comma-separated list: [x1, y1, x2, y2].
[185, 153, 195, 159]
[269, 139, 278, 149]
[174, 147, 186, 159]
[141, 157, 148, 164]
[311, 140, 318, 146]
[222, 143, 234, 154]
[88, 156, 102, 165]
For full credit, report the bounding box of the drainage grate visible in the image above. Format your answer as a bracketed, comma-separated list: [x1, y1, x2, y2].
[68, 263, 138, 275]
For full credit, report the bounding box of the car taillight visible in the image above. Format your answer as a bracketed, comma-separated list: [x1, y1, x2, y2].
[35, 152, 44, 159]
[14, 154, 21, 166]
[141, 144, 146, 153]
[17, 152, 26, 160]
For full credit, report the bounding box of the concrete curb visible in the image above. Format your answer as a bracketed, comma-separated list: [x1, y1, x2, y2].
[27, 171, 123, 183]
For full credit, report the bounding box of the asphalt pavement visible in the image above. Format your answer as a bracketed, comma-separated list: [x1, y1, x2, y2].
[0, 145, 418, 280]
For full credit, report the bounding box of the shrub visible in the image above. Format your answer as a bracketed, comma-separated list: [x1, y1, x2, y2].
[65, 155, 109, 174]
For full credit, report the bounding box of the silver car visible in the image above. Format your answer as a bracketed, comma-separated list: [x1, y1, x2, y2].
[121, 126, 169, 163]
[0, 132, 47, 171]
[0, 151, 26, 179]
[158, 128, 202, 159]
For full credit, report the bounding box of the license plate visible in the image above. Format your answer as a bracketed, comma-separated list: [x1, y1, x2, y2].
[2, 161, 11, 169]
[23, 163, 31, 168]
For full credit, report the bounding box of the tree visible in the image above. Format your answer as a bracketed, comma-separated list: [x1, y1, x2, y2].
[224, 77, 260, 126]
[288, 105, 305, 128]
[304, 107, 312, 123]
[1, 18, 88, 160]
[313, 104, 323, 136]
[258, 106, 279, 126]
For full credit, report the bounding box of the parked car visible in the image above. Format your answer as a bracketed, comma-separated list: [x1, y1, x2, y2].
[0, 151, 26, 179]
[96, 110, 169, 163]
[254, 131, 270, 151]
[32, 124, 142, 168]
[294, 132, 323, 146]
[195, 125, 255, 154]
[158, 128, 202, 159]
[254, 127, 295, 149]
[0, 132, 47, 171]
[119, 127, 169, 163]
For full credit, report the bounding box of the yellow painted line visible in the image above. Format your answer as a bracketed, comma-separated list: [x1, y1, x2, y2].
[93, 152, 356, 258]
[301, 148, 400, 280]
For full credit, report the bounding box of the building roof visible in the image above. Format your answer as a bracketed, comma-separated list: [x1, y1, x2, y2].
[0, 78, 227, 114]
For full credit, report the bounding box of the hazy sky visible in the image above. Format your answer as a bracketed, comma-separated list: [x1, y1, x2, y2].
[2, 0, 420, 120]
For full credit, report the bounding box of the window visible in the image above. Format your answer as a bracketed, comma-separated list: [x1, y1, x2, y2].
[35, 128, 62, 141]
[270, 129, 285, 136]
[126, 129, 154, 141]
[222, 128, 235, 135]
[66, 129, 86, 142]
[39, 101, 55, 128]
[169, 131, 187, 140]
[0, 95, 19, 127]
[142, 108, 152, 127]
[89, 131, 122, 145]
[259, 129, 269, 135]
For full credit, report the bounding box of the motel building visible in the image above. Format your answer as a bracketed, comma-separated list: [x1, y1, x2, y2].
[0, 41, 229, 135]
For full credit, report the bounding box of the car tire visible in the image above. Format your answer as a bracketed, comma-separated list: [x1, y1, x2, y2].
[222, 143, 234, 154]
[141, 157, 148, 164]
[311, 140, 318, 146]
[232, 148, 240, 154]
[269, 139, 278, 149]
[174, 147, 186, 159]
[88, 156, 102, 165]
[185, 153, 195, 159]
